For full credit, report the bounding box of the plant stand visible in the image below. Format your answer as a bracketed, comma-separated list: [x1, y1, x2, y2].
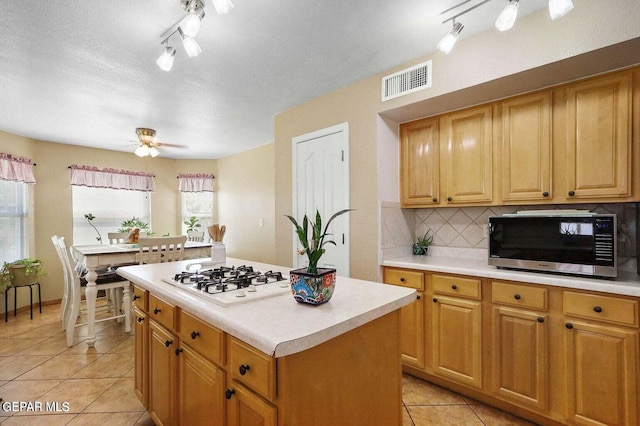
[4, 281, 41, 321]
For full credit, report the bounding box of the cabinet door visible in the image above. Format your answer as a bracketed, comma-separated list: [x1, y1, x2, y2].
[400, 293, 425, 368]
[491, 306, 548, 412]
[564, 320, 638, 426]
[178, 344, 225, 426]
[134, 307, 148, 409]
[500, 92, 552, 202]
[440, 105, 493, 204]
[148, 320, 178, 426]
[565, 72, 632, 200]
[432, 295, 482, 388]
[400, 117, 440, 206]
[227, 381, 277, 426]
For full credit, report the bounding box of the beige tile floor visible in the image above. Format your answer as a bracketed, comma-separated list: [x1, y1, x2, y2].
[1, 303, 537, 425]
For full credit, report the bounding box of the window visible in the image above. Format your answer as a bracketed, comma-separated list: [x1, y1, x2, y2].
[181, 191, 214, 234]
[0, 180, 29, 262]
[72, 186, 151, 245]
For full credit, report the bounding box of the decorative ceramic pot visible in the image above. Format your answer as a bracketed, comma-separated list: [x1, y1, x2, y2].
[412, 244, 429, 256]
[289, 268, 336, 305]
[10, 264, 41, 286]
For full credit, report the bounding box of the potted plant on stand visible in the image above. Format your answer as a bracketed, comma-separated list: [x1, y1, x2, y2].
[285, 209, 351, 305]
[0, 259, 46, 294]
[413, 230, 433, 256]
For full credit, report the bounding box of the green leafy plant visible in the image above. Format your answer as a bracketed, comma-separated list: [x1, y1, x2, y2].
[84, 213, 103, 244]
[285, 209, 352, 275]
[0, 259, 46, 293]
[184, 216, 202, 233]
[118, 217, 150, 234]
[416, 230, 433, 249]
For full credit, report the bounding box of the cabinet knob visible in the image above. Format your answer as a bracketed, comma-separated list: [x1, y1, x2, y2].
[136, 317, 144, 324]
[565, 323, 573, 329]
[175, 348, 183, 356]
[165, 340, 173, 347]
[568, 190, 576, 196]
[239, 364, 251, 375]
[400, 277, 405, 282]
[432, 297, 438, 303]
[133, 295, 140, 301]
[432, 197, 438, 203]
[593, 306, 603, 313]
[191, 331, 200, 340]
[537, 317, 545, 323]
[542, 191, 549, 197]
[225, 389, 235, 400]
[447, 197, 452, 202]
[451, 285, 457, 290]
[153, 308, 161, 315]
[416, 295, 421, 300]
[514, 294, 521, 300]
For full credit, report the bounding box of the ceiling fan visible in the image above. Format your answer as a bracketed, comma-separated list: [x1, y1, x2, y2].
[133, 128, 185, 157]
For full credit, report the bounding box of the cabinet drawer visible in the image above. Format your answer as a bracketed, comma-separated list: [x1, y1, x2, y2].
[492, 281, 547, 311]
[433, 274, 481, 299]
[149, 294, 176, 330]
[383, 268, 424, 291]
[179, 310, 224, 366]
[133, 286, 148, 311]
[228, 337, 275, 401]
[563, 291, 639, 327]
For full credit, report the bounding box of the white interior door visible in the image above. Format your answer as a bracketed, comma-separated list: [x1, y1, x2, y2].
[292, 122, 350, 276]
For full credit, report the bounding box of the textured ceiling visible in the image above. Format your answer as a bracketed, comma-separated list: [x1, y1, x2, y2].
[0, 0, 549, 159]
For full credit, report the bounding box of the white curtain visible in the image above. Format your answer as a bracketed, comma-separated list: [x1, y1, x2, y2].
[178, 173, 214, 192]
[0, 153, 36, 184]
[70, 164, 155, 192]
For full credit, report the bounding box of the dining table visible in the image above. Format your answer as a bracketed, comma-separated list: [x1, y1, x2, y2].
[71, 241, 212, 347]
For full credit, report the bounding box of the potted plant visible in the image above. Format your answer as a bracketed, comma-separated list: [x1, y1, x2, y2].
[413, 230, 433, 256]
[118, 217, 151, 234]
[0, 259, 46, 293]
[285, 208, 351, 305]
[184, 216, 202, 233]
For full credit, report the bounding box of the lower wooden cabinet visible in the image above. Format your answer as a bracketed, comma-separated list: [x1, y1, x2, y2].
[226, 381, 277, 426]
[149, 319, 179, 426]
[133, 307, 148, 409]
[399, 293, 425, 368]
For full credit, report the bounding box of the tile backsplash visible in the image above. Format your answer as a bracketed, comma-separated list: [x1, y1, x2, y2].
[381, 202, 638, 270]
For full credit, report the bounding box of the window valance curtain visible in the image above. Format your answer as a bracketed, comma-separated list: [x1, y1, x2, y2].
[178, 173, 214, 192]
[0, 153, 36, 184]
[70, 165, 155, 192]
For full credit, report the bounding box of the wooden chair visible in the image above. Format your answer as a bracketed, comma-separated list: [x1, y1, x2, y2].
[52, 235, 131, 346]
[107, 232, 130, 244]
[186, 231, 205, 242]
[138, 236, 188, 264]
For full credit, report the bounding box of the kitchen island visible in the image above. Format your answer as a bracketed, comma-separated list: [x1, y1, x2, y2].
[117, 257, 416, 426]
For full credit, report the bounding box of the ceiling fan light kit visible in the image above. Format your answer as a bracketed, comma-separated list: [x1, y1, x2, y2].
[437, 0, 574, 54]
[156, 0, 233, 71]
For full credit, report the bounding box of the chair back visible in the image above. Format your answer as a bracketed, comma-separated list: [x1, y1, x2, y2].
[186, 231, 205, 242]
[138, 236, 188, 264]
[107, 232, 130, 244]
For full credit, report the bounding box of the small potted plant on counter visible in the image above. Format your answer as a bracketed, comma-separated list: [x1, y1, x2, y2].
[285, 208, 352, 305]
[413, 230, 433, 256]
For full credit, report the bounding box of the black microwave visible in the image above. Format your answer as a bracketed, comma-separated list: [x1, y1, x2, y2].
[488, 213, 617, 278]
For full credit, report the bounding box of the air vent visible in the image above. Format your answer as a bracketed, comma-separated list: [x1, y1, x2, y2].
[381, 60, 432, 102]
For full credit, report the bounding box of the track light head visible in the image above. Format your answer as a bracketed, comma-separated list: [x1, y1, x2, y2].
[437, 21, 463, 54]
[212, 0, 233, 15]
[178, 27, 202, 57]
[495, 0, 519, 32]
[156, 45, 176, 71]
[548, 0, 574, 20]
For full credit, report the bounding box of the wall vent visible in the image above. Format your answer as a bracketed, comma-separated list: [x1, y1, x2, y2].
[381, 60, 432, 102]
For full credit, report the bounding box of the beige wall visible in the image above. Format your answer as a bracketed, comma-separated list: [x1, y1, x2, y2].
[274, 0, 640, 281]
[216, 143, 276, 264]
[0, 131, 218, 312]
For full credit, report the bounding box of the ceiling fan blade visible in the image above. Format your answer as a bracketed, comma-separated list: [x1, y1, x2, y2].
[155, 142, 187, 149]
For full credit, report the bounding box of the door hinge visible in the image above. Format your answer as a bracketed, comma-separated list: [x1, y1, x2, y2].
[342, 233, 345, 244]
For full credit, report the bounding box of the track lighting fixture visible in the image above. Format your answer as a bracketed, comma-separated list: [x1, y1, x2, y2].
[495, 0, 519, 32]
[548, 0, 573, 20]
[156, 44, 176, 71]
[437, 0, 575, 54]
[437, 21, 463, 55]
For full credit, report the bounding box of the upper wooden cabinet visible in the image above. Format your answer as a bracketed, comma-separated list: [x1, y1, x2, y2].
[500, 91, 552, 202]
[400, 117, 439, 206]
[563, 71, 632, 200]
[440, 105, 493, 205]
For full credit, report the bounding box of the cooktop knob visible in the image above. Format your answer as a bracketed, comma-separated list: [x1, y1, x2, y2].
[236, 290, 246, 297]
[247, 284, 257, 292]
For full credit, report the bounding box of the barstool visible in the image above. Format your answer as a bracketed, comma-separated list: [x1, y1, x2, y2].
[4, 281, 41, 321]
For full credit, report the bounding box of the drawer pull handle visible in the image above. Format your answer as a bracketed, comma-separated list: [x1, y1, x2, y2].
[225, 389, 235, 400]
[175, 348, 183, 356]
[239, 364, 251, 375]
[537, 317, 544, 323]
[133, 295, 140, 301]
[432, 197, 438, 202]
[432, 297, 438, 303]
[514, 294, 521, 300]
[593, 306, 603, 313]
[451, 285, 457, 290]
[400, 277, 405, 282]
[153, 308, 161, 315]
[447, 197, 452, 202]
[542, 191, 549, 197]
[191, 331, 200, 340]
[568, 190, 576, 196]
[136, 317, 144, 324]
[565, 323, 573, 330]
[416, 295, 421, 300]
[165, 340, 173, 348]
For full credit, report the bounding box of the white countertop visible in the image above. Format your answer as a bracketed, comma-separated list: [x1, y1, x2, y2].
[117, 257, 416, 358]
[383, 255, 640, 297]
